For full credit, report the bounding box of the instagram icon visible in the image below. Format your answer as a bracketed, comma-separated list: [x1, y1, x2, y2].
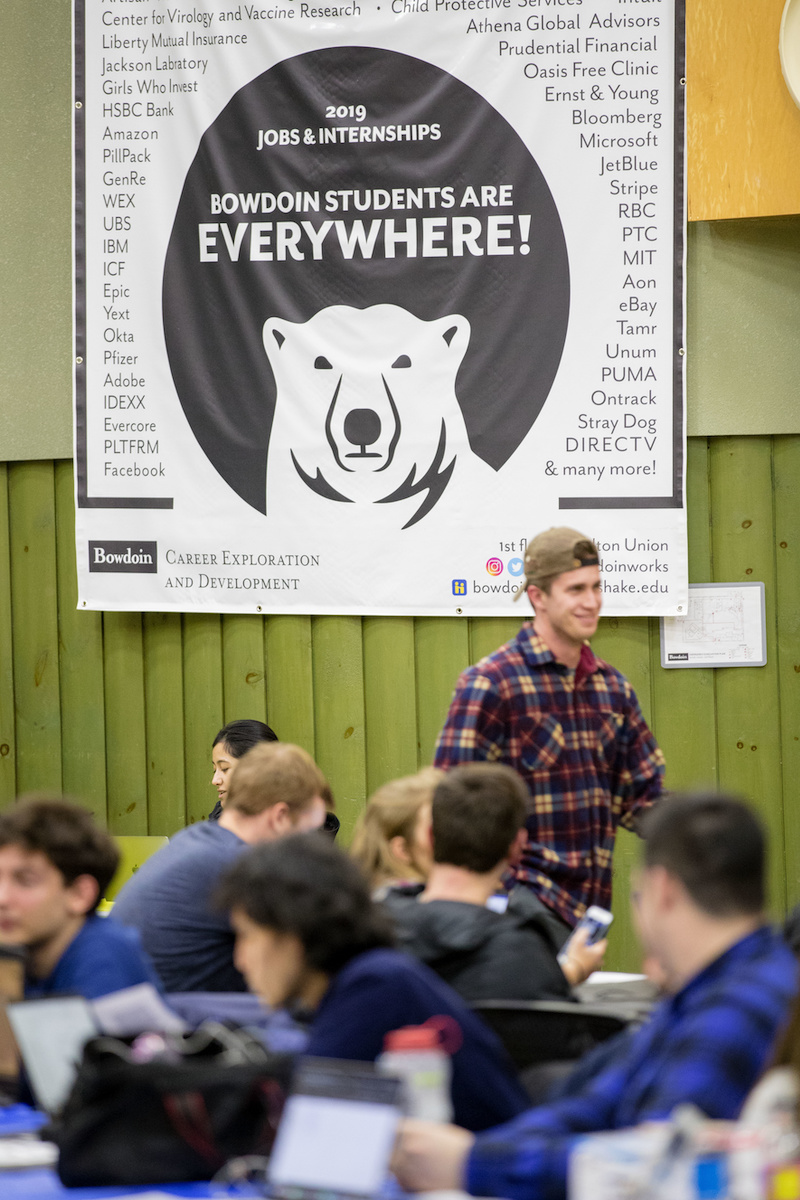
[486, 558, 504, 576]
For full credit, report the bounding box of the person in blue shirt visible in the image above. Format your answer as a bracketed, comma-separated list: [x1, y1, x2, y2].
[0, 797, 158, 999]
[112, 743, 329, 992]
[216, 831, 530, 1133]
[393, 791, 799, 1200]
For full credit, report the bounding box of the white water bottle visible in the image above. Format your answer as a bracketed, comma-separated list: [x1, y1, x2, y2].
[378, 1022, 453, 1123]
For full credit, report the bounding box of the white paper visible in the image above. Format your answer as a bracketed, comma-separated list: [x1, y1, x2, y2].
[92, 982, 188, 1036]
[660, 583, 766, 668]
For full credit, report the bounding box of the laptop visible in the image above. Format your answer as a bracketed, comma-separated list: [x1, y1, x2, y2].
[5, 994, 100, 1118]
[5, 983, 187, 1121]
[268, 1058, 403, 1200]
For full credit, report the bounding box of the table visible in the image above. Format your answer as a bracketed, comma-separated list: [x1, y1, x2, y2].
[0, 1106, 262, 1198]
[2, 1168, 255, 1198]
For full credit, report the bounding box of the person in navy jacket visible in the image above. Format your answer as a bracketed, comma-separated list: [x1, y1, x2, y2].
[216, 831, 529, 1133]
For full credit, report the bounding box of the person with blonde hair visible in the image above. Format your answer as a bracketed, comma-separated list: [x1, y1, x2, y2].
[350, 767, 441, 896]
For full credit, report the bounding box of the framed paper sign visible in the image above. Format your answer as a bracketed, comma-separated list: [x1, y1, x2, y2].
[660, 582, 767, 669]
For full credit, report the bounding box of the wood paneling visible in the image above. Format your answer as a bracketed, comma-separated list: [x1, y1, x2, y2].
[773, 438, 800, 904]
[363, 617, 418, 795]
[687, 0, 800, 220]
[312, 616, 367, 842]
[709, 438, 786, 911]
[2, 443, 798, 967]
[0, 465, 15, 809]
[54, 460, 106, 818]
[143, 612, 186, 836]
[8, 462, 61, 795]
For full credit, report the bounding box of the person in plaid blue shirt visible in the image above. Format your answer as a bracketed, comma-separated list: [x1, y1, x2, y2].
[393, 793, 799, 1200]
[434, 526, 665, 940]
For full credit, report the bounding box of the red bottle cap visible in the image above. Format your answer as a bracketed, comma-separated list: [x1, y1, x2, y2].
[383, 1024, 442, 1052]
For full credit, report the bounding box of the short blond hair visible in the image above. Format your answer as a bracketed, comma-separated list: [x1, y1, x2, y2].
[227, 742, 328, 818]
[350, 767, 441, 888]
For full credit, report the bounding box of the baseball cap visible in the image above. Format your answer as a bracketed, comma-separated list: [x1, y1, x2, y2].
[513, 527, 600, 600]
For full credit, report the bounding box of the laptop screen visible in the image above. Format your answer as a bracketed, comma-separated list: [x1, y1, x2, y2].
[269, 1058, 403, 1200]
[6, 995, 99, 1115]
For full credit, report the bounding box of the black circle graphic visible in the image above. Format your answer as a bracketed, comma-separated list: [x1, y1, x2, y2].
[163, 47, 570, 514]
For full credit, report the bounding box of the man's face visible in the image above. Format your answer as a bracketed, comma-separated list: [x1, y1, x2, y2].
[0, 844, 84, 951]
[529, 563, 602, 646]
[230, 907, 307, 1008]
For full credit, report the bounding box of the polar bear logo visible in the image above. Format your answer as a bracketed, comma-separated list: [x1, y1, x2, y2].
[262, 304, 476, 529]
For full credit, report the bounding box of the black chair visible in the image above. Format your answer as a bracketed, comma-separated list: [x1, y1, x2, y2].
[472, 999, 632, 1104]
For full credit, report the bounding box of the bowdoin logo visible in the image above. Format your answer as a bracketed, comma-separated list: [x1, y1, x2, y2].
[89, 541, 157, 573]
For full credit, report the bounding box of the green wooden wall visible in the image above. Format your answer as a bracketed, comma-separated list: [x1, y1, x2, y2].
[1, 435, 799, 968]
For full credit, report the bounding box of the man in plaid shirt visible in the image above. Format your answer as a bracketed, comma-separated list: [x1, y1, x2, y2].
[434, 527, 665, 941]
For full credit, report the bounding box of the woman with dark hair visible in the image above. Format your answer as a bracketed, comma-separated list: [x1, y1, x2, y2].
[216, 833, 528, 1133]
[210, 720, 278, 819]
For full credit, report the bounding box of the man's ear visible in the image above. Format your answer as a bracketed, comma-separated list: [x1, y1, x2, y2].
[389, 835, 413, 866]
[648, 864, 679, 912]
[266, 801, 293, 836]
[659, 867, 685, 912]
[66, 874, 100, 917]
[507, 827, 527, 867]
[527, 584, 544, 614]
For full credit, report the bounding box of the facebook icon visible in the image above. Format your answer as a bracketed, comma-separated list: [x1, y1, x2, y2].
[452, 579, 467, 596]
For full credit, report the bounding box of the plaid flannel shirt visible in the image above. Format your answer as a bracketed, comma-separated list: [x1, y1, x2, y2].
[433, 622, 665, 926]
[466, 926, 799, 1200]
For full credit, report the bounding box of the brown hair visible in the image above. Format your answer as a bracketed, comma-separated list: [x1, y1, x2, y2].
[350, 767, 442, 889]
[217, 833, 394, 973]
[226, 742, 329, 818]
[641, 791, 764, 917]
[432, 763, 529, 872]
[0, 796, 119, 913]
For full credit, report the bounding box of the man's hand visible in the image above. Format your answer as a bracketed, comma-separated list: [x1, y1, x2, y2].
[559, 924, 607, 986]
[392, 1119, 475, 1192]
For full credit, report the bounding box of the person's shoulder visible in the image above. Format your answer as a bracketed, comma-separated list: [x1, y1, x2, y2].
[174, 819, 235, 843]
[681, 927, 798, 1027]
[80, 913, 146, 956]
[337, 946, 419, 983]
[474, 906, 567, 976]
[392, 899, 502, 961]
[81, 911, 128, 939]
[336, 947, 466, 1005]
[381, 887, 424, 920]
[153, 820, 242, 864]
[457, 625, 541, 689]
[721, 925, 795, 972]
[114, 822, 242, 915]
[726, 926, 798, 990]
[52, 914, 157, 998]
[590, 655, 631, 688]
[587, 656, 646, 709]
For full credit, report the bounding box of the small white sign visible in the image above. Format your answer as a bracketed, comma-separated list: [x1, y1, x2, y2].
[660, 583, 767, 668]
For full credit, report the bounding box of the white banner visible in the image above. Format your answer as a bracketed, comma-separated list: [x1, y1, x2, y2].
[74, 0, 687, 616]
